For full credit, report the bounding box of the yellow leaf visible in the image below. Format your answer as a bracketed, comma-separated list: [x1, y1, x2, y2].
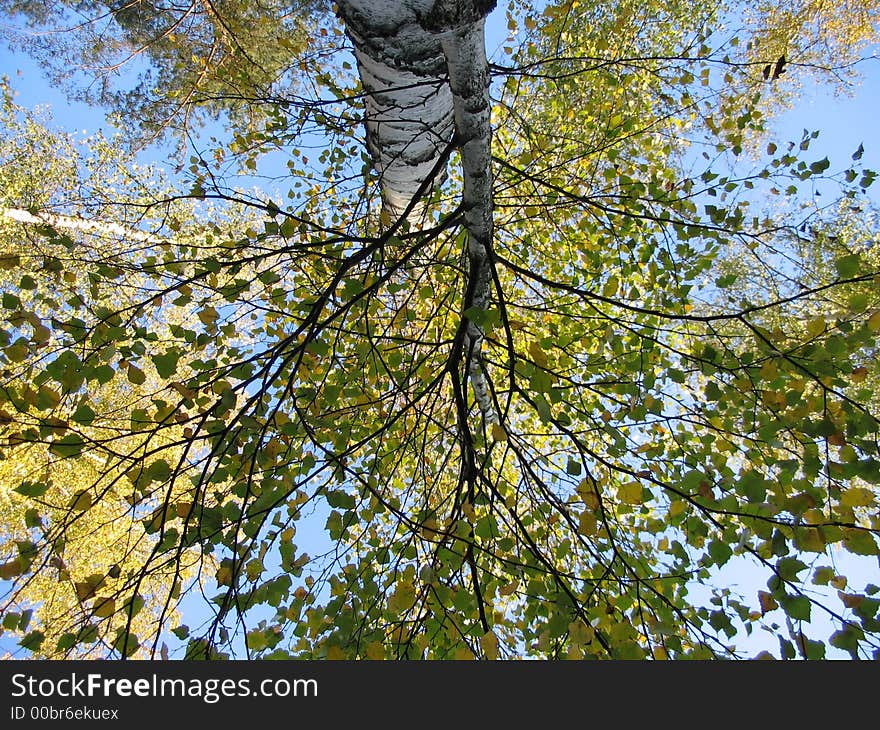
[758, 590, 778, 615]
[851, 366, 869, 383]
[840, 487, 874, 507]
[578, 510, 597, 536]
[491, 423, 507, 442]
[454, 645, 475, 660]
[365, 641, 385, 660]
[326, 645, 345, 660]
[0, 559, 23, 580]
[577, 479, 600, 510]
[806, 317, 825, 338]
[93, 597, 115, 618]
[618, 482, 643, 504]
[868, 310, 880, 332]
[68, 490, 92, 511]
[830, 575, 848, 590]
[568, 620, 594, 646]
[197, 306, 219, 326]
[528, 340, 548, 367]
[795, 527, 825, 553]
[389, 582, 417, 613]
[480, 630, 499, 660]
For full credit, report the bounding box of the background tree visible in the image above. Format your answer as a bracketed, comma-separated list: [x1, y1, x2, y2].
[1, 0, 878, 659]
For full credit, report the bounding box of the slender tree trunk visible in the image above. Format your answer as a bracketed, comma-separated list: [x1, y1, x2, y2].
[0, 206, 166, 244]
[337, 0, 498, 426]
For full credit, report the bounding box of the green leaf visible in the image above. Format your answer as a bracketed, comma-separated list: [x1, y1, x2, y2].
[127, 364, 147, 385]
[777, 557, 808, 581]
[146, 459, 172, 483]
[122, 594, 145, 619]
[14, 481, 50, 498]
[842, 528, 878, 556]
[113, 629, 140, 658]
[71, 404, 96, 425]
[90, 365, 115, 384]
[809, 157, 830, 175]
[19, 630, 45, 651]
[197, 306, 219, 326]
[48, 434, 85, 458]
[151, 351, 181, 379]
[279, 217, 297, 238]
[55, 633, 78, 651]
[2, 292, 21, 309]
[4, 339, 30, 362]
[737, 471, 766, 503]
[802, 637, 826, 660]
[247, 628, 269, 651]
[834, 254, 861, 279]
[708, 539, 733, 567]
[475, 514, 499, 540]
[780, 594, 811, 622]
[829, 626, 862, 657]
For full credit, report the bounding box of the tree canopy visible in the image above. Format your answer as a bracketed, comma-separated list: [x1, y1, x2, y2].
[1, 0, 879, 660]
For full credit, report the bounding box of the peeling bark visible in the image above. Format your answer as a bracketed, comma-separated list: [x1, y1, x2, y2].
[338, 0, 454, 218]
[338, 0, 498, 427]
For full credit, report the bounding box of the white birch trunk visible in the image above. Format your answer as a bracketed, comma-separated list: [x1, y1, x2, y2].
[441, 17, 496, 425]
[338, 0, 454, 218]
[338, 0, 497, 426]
[1, 206, 167, 244]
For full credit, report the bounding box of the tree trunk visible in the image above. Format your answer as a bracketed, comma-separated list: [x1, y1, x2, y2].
[337, 0, 498, 426]
[1, 206, 167, 244]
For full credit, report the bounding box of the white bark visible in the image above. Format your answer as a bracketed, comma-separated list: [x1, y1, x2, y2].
[338, 0, 497, 426]
[354, 48, 454, 217]
[339, 0, 453, 218]
[442, 18, 496, 425]
[1, 206, 167, 244]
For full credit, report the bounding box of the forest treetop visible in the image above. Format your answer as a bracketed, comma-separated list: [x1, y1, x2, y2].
[0, 0, 878, 660]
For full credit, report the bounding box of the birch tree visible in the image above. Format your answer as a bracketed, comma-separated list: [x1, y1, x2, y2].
[1, 1, 879, 660]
